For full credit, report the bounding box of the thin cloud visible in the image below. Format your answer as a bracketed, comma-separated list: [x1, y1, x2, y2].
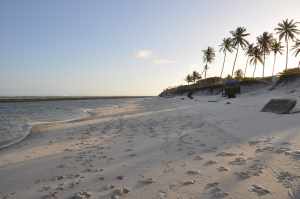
[153, 58, 176, 64]
[134, 49, 153, 59]
[134, 49, 176, 64]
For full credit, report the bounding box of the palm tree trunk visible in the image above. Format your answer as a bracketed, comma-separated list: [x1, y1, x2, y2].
[232, 45, 240, 76]
[244, 57, 249, 78]
[262, 52, 265, 77]
[253, 63, 257, 78]
[285, 37, 289, 70]
[220, 52, 226, 78]
[204, 64, 207, 79]
[272, 53, 277, 76]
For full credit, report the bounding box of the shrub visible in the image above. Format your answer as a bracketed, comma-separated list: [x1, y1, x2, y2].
[234, 69, 244, 80]
[279, 67, 300, 80]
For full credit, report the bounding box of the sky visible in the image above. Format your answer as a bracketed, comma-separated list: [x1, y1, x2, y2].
[1, 0, 300, 96]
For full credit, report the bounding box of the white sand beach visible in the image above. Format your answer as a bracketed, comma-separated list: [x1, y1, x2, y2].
[1, 86, 300, 199]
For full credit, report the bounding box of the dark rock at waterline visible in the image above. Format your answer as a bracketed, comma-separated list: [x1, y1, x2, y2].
[261, 98, 297, 114]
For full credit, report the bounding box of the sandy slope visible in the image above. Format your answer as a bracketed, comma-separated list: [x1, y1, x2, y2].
[1, 90, 300, 199]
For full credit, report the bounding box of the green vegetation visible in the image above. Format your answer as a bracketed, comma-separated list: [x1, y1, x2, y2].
[270, 40, 284, 76]
[275, 19, 300, 70]
[230, 27, 250, 76]
[202, 47, 216, 79]
[162, 18, 300, 97]
[249, 46, 263, 78]
[244, 43, 254, 78]
[278, 67, 300, 80]
[219, 38, 233, 77]
[257, 32, 273, 77]
[292, 39, 300, 68]
[234, 69, 244, 80]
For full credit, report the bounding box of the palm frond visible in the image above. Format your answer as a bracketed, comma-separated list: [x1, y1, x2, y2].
[275, 19, 300, 41]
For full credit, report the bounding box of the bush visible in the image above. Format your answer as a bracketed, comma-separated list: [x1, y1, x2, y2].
[234, 69, 244, 80]
[279, 67, 300, 80]
[196, 77, 223, 87]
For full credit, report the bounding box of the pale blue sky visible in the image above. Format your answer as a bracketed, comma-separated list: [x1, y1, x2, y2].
[1, 0, 300, 96]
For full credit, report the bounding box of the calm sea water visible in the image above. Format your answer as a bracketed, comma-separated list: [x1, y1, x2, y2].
[0, 98, 143, 149]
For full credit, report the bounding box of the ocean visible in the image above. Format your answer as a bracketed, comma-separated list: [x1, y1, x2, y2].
[0, 97, 146, 149]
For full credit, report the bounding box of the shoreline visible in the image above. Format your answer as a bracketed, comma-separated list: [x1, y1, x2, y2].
[0, 124, 32, 151]
[0, 101, 142, 150]
[0, 96, 153, 103]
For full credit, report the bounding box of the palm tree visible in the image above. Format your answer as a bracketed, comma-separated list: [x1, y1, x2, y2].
[244, 43, 254, 77]
[257, 32, 273, 77]
[185, 74, 193, 85]
[219, 38, 233, 77]
[234, 69, 244, 80]
[292, 39, 300, 68]
[270, 39, 284, 76]
[202, 47, 216, 79]
[249, 46, 263, 78]
[275, 19, 300, 70]
[192, 71, 201, 83]
[230, 27, 250, 76]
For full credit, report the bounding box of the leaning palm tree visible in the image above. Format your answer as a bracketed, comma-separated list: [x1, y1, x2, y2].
[219, 37, 233, 77]
[230, 27, 250, 76]
[275, 19, 300, 70]
[185, 74, 193, 85]
[292, 39, 300, 68]
[202, 47, 216, 79]
[192, 71, 201, 83]
[249, 45, 263, 78]
[244, 43, 254, 77]
[270, 39, 284, 76]
[257, 32, 273, 77]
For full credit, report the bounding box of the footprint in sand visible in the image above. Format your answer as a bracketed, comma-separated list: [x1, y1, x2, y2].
[229, 157, 247, 165]
[216, 152, 236, 157]
[116, 175, 124, 180]
[290, 151, 300, 160]
[41, 191, 58, 199]
[203, 160, 217, 166]
[235, 171, 251, 180]
[255, 146, 274, 153]
[193, 155, 203, 160]
[217, 166, 229, 172]
[69, 191, 92, 199]
[128, 153, 137, 157]
[248, 140, 261, 146]
[137, 178, 155, 186]
[272, 170, 300, 188]
[110, 187, 130, 199]
[249, 185, 271, 196]
[275, 147, 291, 154]
[187, 151, 196, 156]
[186, 170, 201, 175]
[235, 163, 264, 180]
[124, 148, 133, 152]
[204, 182, 229, 199]
[157, 190, 167, 198]
[205, 182, 219, 189]
[181, 179, 196, 186]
